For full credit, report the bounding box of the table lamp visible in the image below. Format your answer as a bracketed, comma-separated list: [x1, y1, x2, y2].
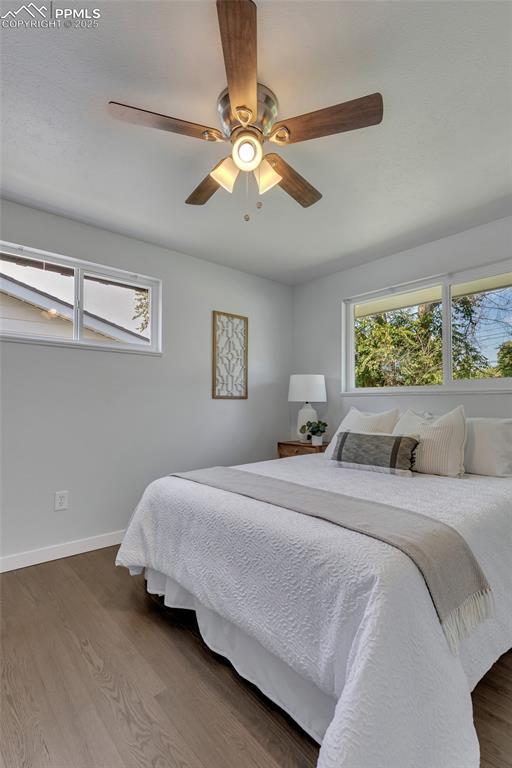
[288, 374, 327, 441]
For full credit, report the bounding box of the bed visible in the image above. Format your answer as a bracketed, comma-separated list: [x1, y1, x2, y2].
[116, 453, 512, 768]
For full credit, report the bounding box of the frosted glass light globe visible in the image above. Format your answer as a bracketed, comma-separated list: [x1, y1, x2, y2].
[232, 132, 263, 172]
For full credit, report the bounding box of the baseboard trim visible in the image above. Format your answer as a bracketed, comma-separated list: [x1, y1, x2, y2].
[0, 530, 125, 573]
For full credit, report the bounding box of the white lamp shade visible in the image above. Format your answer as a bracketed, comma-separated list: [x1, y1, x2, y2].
[254, 158, 282, 195]
[288, 374, 326, 403]
[210, 156, 240, 193]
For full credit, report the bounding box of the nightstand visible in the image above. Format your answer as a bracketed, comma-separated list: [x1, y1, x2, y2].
[277, 440, 327, 458]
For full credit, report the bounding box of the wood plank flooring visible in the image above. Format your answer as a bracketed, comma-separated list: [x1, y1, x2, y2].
[1, 545, 511, 768]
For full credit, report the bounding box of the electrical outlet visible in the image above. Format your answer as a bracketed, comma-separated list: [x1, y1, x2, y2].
[54, 491, 68, 511]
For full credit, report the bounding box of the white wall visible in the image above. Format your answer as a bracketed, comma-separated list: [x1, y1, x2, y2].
[0, 199, 293, 563]
[291, 217, 512, 436]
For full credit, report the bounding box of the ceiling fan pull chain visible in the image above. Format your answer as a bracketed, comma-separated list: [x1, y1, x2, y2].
[256, 166, 263, 210]
[243, 173, 250, 222]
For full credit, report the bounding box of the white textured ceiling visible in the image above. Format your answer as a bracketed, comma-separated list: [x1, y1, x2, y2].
[1, 0, 511, 284]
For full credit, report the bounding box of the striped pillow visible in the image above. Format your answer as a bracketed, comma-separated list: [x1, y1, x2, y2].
[331, 431, 419, 476]
[324, 408, 400, 459]
[392, 406, 466, 477]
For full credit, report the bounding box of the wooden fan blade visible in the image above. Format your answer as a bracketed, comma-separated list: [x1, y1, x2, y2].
[217, 0, 257, 121]
[108, 102, 224, 142]
[271, 93, 383, 144]
[185, 174, 221, 205]
[265, 153, 322, 208]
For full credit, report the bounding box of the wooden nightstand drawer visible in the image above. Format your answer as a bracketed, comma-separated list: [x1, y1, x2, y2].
[277, 441, 327, 458]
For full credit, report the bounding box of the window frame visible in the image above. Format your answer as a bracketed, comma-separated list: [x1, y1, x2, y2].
[342, 259, 512, 396]
[0, 240, 162, 355]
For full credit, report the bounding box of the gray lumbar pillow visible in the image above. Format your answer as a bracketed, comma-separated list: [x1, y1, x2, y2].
[331, 431, 419, 476]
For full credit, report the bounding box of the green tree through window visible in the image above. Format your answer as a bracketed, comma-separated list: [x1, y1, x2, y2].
[353, 277, 512, 387]
[355, 302, 443, 387]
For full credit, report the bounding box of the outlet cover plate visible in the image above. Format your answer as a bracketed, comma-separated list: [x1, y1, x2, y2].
[54, 491, 68, 511]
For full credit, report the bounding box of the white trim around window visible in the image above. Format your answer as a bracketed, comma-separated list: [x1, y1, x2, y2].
[342, 258, 512, 395]
[0, 240, 162, 354]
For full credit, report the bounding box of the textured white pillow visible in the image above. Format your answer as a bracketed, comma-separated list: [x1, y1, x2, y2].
[392, 406, 466, 477]
[324, 407, 400, 459]
[465, 418, 512, 477]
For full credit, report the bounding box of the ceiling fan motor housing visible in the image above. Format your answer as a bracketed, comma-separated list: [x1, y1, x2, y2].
[217, 83, 279, 139]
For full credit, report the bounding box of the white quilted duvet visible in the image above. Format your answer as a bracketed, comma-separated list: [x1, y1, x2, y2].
[117, 454, 512, 768]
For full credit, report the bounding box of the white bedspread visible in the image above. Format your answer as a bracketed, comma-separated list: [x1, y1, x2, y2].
[117, 454, 512, 768]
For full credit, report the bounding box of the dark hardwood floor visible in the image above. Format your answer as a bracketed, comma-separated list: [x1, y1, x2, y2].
[1, 545, 511, 768]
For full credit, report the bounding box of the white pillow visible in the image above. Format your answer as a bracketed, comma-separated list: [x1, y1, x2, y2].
[465, 418, 512, 477]
[324, 407, 400, 459]
[392, 405, 466, 477]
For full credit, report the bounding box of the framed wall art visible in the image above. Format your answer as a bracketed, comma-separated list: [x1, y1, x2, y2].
[212, 310, 248, 399]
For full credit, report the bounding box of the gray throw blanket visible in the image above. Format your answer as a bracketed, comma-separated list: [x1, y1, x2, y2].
[173, 466, 494, 654]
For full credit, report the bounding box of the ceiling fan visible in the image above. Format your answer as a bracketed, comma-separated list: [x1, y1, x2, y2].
[108, 0, 383, 208]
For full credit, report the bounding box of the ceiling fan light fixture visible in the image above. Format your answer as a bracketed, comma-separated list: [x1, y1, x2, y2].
[255, 158, 282, 194]
[232, 131, 263, 172]
[209, 156, 240, 193]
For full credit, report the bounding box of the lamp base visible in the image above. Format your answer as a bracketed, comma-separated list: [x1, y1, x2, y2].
[297, 402, 318, 441]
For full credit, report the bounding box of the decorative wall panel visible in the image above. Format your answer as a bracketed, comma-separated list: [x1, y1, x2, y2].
[212, 311, 248, 399]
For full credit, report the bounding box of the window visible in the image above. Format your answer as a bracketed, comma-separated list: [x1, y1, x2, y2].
[0, 242, 161, 353]
[0, 252, 75, 340]
[354, 285, 443, 388]
[346, 265, 512, 391]
[452, 274, 512, 380]
[82, 273, 152, 346]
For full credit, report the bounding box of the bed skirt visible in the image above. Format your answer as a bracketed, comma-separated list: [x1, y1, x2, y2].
[145, 568, 336, 743]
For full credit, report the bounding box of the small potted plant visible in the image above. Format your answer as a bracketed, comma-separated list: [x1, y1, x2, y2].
[299, 420, 328, 446]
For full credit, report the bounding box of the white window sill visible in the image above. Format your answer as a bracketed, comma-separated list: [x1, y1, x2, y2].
[0, 333, 163, 356]
[342, 384, 512, 396]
